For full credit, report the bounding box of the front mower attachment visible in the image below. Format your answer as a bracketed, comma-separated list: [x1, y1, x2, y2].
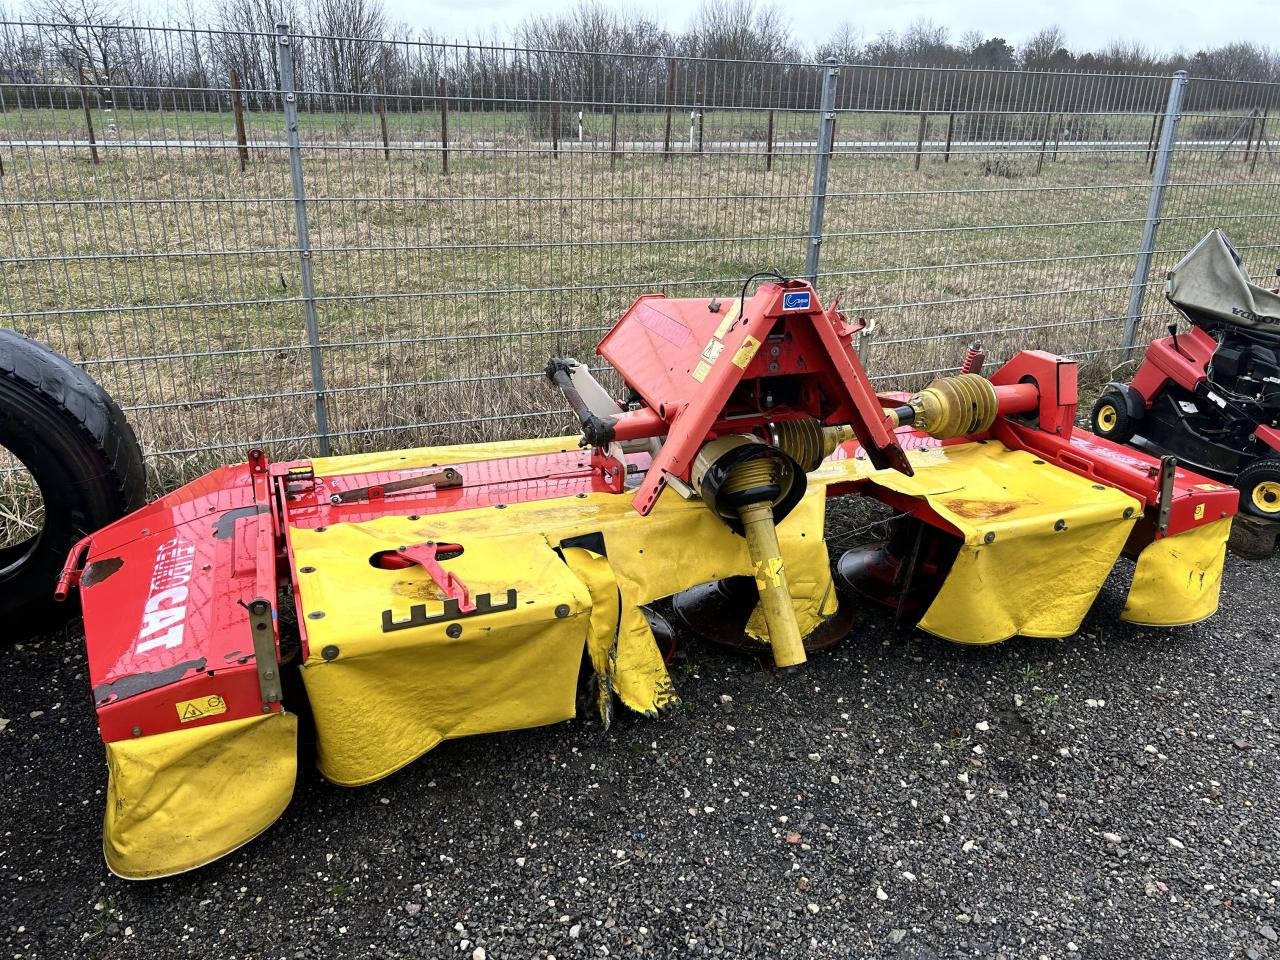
[64, 280, 1237, 878]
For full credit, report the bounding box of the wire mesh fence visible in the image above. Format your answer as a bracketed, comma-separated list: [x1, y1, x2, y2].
[1, 20, 1278, 483]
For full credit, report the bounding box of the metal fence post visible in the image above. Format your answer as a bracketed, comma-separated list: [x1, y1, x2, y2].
[1122, 70, 1189, 360]
[277, 22, 332, 455]
[804, 58, 839, 285]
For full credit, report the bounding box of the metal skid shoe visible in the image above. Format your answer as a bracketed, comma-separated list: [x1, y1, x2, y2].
[61, 279, 1240, 878]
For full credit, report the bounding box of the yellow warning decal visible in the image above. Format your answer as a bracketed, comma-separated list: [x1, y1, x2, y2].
[732, 336, 762, 369]
[1194, 483, 1221, 491]
[692, 360, 712, 383]
[1194, 503, 1206, 520]
[176, 694, 227, 723]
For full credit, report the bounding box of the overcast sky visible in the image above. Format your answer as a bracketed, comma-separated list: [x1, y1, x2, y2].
[382, 0, 1272, 53]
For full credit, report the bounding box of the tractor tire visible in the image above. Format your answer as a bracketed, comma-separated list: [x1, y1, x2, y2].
[1237, 458, 1280, 520]
[0, 330, 146, 638]
[1090, 392, 1137, 444]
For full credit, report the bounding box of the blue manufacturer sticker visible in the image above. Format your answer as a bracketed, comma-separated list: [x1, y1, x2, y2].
[782, 291, 811, 311]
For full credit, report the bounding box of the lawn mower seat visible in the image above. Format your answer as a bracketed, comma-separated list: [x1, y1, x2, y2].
[1166, 229, 1280, 342]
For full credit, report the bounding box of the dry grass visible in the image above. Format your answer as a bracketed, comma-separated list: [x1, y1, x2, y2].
[2, 105, 1278, 490]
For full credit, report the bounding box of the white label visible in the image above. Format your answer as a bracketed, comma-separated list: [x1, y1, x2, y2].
[134, 537, 196, 653]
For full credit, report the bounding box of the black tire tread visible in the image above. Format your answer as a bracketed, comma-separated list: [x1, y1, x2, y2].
[0, 330, 146, 516]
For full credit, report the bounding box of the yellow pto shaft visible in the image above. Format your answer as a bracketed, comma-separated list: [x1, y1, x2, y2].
[736, 498, 806, 668]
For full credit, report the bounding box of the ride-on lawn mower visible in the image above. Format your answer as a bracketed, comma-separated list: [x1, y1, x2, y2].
[55, 277, 1238, 879]
[1091, 230, 1280, 536]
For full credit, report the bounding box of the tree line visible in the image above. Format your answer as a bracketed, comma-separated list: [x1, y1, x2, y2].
[1, 0, 1277, 117]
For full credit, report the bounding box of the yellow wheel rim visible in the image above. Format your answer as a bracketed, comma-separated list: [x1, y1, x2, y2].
[1252, 480, 1280, 514]
[1097, 403, 1118, 432]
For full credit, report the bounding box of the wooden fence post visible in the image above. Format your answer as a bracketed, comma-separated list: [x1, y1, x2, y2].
[913, 102, 928, 171]
[1251, 110, 1268, 174]
[610, 75, 619, 168]
[76, 63, 100, 165]
[375, 76, 390, 161]
[1035, 112, 1052, 176]
[1243, 108, 1260, 166]
[696, 87, 704, 153]
[765, 108, 774, 171]
[230, 68, 249, 171]
[551, 76, 560, 159]
[662, 59, 674, 162]
[943, 111, 955, 163]
[437, 77, 449, 175]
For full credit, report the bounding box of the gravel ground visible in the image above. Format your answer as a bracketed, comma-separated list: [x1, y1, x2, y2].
[2, 529, 1277, 960]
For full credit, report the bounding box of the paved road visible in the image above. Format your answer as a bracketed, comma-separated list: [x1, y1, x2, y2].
[1, 517, 1277, 959]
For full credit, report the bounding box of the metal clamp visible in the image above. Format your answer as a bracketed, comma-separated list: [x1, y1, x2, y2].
[1157, 455, 1177, 535]
[247, 597, 283, 709]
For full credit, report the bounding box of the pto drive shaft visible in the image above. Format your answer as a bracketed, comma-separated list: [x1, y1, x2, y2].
[694, 437, 808, 669]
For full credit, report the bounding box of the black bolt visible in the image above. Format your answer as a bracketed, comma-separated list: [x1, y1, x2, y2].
[983, 531, 996, 544]
[321, 644, 339, 661]
[554, 604, 571, 618]
[308, 611, 325, 620]
[1054, 519, 1067, 531]
[300, 566, 316, 574]
[249, 599, 270, 616]
[446, 623, 463, 638]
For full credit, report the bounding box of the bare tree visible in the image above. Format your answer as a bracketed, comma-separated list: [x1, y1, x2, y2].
[816, 21, 861, 64]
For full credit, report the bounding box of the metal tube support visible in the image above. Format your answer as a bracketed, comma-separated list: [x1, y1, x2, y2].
[1123, 70, 1188, 361]
[738, 500, 806, 669]
[277, 23, 332, 455]
[805, 58, 839, 285]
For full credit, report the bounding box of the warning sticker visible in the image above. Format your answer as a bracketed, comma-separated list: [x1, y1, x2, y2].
[691, 337, 725, 383]
[176, 694, 227, 723]
[732, 336, 762, 369]
[1193, 503, 1206, 520]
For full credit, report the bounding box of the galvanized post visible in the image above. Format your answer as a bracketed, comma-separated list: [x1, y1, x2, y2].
[804, 58, 839, 286]
[277, 23, 332, 455]
[1123, 70, 1188, 360]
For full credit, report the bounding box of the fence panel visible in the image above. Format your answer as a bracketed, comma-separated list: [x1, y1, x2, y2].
[1126, 76, 1280, 351]
[0, 21, 326, 481]
[2, 19, 1279, 483]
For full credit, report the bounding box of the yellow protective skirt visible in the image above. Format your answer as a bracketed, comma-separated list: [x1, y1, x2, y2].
[840, 443, 1143, 644]
[103, 711, 297, 879]
[1122, 516, 1232, 626]
[293, 444, 840, 786]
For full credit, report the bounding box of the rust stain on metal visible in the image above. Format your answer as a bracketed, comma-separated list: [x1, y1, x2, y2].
[941, 497, 1020, 520]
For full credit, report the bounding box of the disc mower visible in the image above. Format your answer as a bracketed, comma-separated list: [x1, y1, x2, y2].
[1091, 229, 1280, 522]
[57, 278, 1237, 879]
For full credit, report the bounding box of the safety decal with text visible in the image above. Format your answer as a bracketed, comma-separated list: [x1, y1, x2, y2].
[176, 694, 227, 723]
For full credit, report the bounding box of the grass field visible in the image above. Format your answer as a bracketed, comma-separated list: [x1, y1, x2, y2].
[1, 103, 1278, 503]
